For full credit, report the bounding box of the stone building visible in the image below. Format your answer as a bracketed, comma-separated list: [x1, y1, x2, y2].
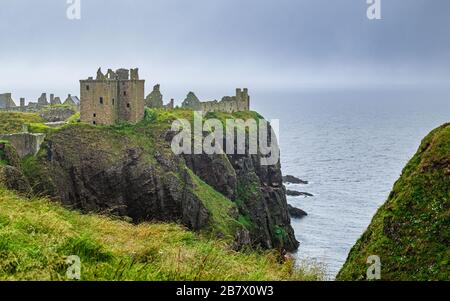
[80, 68, 145, 125]
[37, 93, 49, 106]
[182, 88, 250, 113]
[0, 93, 16, 110]
[50, 94, 62, 106]
[63, 94, 80, 111]
[145, 84, 163, 108]
[182, 92, 202, 110]
[165, 98, 175, 110]
[145, 84, 176, 110]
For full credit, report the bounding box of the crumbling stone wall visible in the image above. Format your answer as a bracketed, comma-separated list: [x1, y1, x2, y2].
[38, 93, 49, 106]
[40, 107, 76, 122]
[165, 99, 175, 110]
[145, 84, 164, 108]
[181, 88, 250, 113]
[0, 93, 17, 110]
[0, 133, 45, 158]
[181, 92, 202, 110]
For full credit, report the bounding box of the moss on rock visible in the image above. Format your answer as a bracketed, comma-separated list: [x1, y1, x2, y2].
[337, 123, 450, 281]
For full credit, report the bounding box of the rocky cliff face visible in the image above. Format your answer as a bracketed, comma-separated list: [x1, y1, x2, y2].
[25, 125, 210, 231]
[0, 141, 31, 194]
[185, 150, 299, 250]
[22, 110, 299, 251]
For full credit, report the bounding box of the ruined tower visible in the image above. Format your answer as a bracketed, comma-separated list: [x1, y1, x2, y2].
[20, 98, 25, 112]
[80, 68, 145, 125]
[37, 93, 48, 106]
[235, 88, 250, 111]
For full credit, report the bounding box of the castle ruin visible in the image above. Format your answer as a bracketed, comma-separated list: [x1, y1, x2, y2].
[181, 88, 250, 113]
[0, 93, 16, 110]
[2, 67, 251, 124]
[145, 84, 174, 110]
[0, 92, 80, 113]
[80, 68, 145, 125]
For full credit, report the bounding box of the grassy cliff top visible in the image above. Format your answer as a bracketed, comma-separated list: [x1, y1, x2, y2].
[0, 109, 264, 136]
[0, 187, 323, 281]
[0, 112, 45, 134]
[337, 123, 450, 281]
[0, 109, 312, 281]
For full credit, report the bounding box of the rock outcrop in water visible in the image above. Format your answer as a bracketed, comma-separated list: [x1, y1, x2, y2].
[288, 205, 308, 219]
[21, 110, 299, 251]
[283, 175, 308, 185]
[337, 123, 450, 281]
[286, 190, 313, 197]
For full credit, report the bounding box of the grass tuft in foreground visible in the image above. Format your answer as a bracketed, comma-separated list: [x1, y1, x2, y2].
[0, 187, 323, 281]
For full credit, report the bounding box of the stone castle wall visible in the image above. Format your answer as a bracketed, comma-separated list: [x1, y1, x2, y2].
[182, 88, 250, 113]
[80, 80, 118, 126]
[40, 106, 76, 122]
[0, 133, 45, 158]
[118, 80, 145, 124]
[80, 68, 145, 126]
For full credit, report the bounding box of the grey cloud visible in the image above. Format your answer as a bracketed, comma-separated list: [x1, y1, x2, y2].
[0, 0, 449, 102]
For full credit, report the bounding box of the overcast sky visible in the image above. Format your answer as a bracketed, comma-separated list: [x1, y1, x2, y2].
[0, 0, 449, 103]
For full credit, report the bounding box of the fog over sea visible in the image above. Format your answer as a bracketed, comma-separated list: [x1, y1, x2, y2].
[252, 87, 450, 279]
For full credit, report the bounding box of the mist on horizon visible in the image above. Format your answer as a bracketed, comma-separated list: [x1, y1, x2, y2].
[1, 0, 449, 104]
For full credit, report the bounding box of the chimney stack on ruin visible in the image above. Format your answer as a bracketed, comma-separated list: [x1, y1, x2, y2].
[20, 98, 25, 112]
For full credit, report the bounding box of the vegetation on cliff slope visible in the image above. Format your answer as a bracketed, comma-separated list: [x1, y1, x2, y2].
[337, 123, 450, 281]
[0, 112, 45, 134]
[13, 109, 296, 250]
[20, 118, 246, 240]
[1, 109, 299, 278]
[0, 187, 323, 280]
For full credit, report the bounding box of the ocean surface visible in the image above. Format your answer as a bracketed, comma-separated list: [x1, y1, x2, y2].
[252, 88, 450, 279]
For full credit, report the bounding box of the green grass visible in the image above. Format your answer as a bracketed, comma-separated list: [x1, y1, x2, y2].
[0, 186, 323, 281]
[0, 140, 20, 168]
[27, 122, 59, 134]
[0, 109, 322, 280]
[337, 123, 450, 281]
[0, 111, 79, 135]
[187, 169, 244, 238]
[0, 112, 45, 134]
[66, 112, 80, 123]
[19, 118, 259, 242]
[0, 140, 10, 166]
[40, 104, 73, 111]
[144, 108, 263, 130]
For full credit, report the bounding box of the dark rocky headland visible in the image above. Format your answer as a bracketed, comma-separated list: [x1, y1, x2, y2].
[1, 109, 299, 252]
